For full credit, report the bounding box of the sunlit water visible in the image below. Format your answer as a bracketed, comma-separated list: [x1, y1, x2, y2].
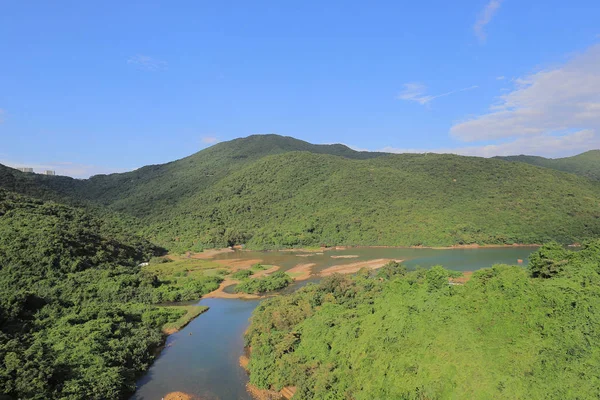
[131, 247, 536, 400]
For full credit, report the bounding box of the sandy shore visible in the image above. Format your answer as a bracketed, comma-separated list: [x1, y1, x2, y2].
[330, 255, 359, 259]
[287, 263, 315, 281]
[319, 259, 403, 276]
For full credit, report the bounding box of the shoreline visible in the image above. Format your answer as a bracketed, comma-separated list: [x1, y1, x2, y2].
[205, 243, 545, 255]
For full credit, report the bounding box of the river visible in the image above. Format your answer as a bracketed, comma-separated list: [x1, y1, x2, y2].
[131, 246, 537, 400]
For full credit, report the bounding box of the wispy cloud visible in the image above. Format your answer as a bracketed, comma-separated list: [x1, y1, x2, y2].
[451, 44, 600, 142]
[474, 0, 503, 43]
[127, 54, 167, 71]
[496, 76, 506, 80]
[397, 83, 479, 105]
[201, 136, 220, 145]
[363, 129, 600, 159]
[0, 160, 129, 179]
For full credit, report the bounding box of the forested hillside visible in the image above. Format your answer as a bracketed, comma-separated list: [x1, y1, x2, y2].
[496, 150, 600, 181]
[245, 242, 600, 399]
[0, 190, 220, 399]
[2, 135, 600, 251]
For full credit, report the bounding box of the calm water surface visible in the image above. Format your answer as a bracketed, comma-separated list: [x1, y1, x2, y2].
[132, 247, 536, 400]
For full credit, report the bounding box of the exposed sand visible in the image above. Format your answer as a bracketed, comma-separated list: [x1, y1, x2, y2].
[239, 355, 250, 371]
[163, 392, 198, 400]
[319, 259, 403, 276]
[287, 263, 316, 281]
[252, 265, 280, 278]
[295, 252, 323, 257]
[203, 279, 261, 299]
[449, 271, 474, 285]
[203, 266, 281, 299]
[330, 255, 359, 259]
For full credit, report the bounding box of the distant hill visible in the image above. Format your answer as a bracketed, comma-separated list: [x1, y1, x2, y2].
[1, 135, 600, 250]
[495, 150, 600, 181]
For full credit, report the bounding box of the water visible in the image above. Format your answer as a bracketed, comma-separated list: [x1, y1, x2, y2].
[131, 246, 536, 400]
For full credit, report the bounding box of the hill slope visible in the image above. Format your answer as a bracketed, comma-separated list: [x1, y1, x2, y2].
[495, 150, 600, 181]
[2, 135, 600, 250]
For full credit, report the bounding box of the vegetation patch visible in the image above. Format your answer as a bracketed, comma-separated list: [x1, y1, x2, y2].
[235, 272, 293, 294]
[161, 305, 209, 335]
[245, 242, 600, 399]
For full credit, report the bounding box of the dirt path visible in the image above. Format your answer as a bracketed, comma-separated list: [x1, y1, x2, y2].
[319, 259, 403, 276]
[287, 263, 315, 281]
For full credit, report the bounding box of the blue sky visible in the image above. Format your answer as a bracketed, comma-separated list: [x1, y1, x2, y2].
[1, 0, 599, 177]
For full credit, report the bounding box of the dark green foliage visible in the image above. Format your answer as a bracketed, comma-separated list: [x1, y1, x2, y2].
[528, 242, 569, 278]
[2, 135, 600, 252]
[234, 272, 293, 294]
[496, 150, 600, 181]
[0, 190, 211, 399]
[375, 260, 407, 280]
[245, 243, 600, 399]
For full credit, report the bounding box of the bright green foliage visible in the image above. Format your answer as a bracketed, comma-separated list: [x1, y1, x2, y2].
[0, 190, 218, 399]
[235, 272, 293, 294]
[245, 243, 600, 399]
[2, 135, 600, 251]
[496, 150, 600, 181]
[232, 269, 254, 279]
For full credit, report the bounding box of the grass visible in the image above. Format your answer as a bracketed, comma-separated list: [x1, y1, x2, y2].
[160, 305, 209, 334]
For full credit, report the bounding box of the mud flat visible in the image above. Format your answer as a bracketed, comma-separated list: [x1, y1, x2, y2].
[319, 259, 402, 276]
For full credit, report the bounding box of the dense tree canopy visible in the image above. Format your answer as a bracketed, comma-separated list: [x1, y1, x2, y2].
[245, 242, 600, 399]
[0, 190, 220, 399]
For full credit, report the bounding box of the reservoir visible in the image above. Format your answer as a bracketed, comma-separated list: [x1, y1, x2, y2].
[131, 246, 537, 400]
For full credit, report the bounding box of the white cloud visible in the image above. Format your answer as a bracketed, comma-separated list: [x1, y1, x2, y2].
[474, 0, 503, 43]
[397, 83, 478, 105]
[375, 129, 600, 158]
[201, 136, 220, 144]
[496, 76, 505, 80]
[127, 55, 167, 71]
[0, 160, 129, 179]
[451, 44, 600, 142]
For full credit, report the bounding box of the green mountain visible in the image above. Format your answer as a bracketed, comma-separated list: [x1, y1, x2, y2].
[495, 150, 600, 181]
[1, 135, 600, 251]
